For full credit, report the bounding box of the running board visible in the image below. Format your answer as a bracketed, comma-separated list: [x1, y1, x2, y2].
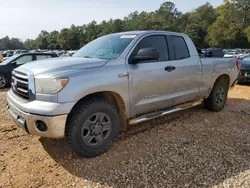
[128, 100, 203, 125]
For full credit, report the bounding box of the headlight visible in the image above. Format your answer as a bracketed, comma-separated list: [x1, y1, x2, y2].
[35, 78, 69, 94]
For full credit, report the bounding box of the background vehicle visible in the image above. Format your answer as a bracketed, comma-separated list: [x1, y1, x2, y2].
[238, 56, 250, 83]
[224, 51, 238, 58]
[7, 31, 239, 158]
[238, 51, 248, 59]
[0, 52, 58, 89]
[204, 47, 224, 58]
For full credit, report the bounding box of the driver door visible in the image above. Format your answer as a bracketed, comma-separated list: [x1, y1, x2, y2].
[126, 35, 176, 117]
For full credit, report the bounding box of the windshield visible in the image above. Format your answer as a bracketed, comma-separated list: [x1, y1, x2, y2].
[73, 34, 137, 60]
[0, 54, 19, 65]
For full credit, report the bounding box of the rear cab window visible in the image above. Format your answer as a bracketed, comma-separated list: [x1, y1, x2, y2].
[167, 35, 190, 60]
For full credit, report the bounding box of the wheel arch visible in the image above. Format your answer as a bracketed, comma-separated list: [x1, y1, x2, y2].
[215, 74, 230, 85]
[66, 91, 127, 132]
[205, 74, 230, 99]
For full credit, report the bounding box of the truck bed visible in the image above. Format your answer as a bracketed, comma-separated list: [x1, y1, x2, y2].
[198, 57, 238, 97]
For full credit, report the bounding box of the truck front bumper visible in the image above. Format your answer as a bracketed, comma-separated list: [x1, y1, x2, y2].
[7, 90, 75, 138]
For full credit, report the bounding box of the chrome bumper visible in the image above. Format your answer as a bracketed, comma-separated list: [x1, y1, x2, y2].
[7, 98, 68, 138]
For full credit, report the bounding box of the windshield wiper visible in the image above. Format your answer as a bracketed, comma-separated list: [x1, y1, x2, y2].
[83, 56, 94, 59]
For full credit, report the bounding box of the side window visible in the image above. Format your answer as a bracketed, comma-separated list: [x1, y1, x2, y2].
[172, 36, 190, 60]
[131, 35, 169, 61]
[16, 55, 33, 65]
[36, 55, 52, 60]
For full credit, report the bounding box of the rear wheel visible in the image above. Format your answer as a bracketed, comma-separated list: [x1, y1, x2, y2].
[0, 75, 7, 89]
[204, 76, 229, 112]
[66, 98, 120, 158]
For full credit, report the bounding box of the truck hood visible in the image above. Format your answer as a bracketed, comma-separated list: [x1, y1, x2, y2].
[18, 57, 108, 77]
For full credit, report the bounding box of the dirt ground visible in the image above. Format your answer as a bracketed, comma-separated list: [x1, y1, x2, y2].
[1, 85, 250, 188]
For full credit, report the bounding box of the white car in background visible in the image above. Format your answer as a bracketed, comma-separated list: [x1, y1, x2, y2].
[224, 51, 239, 58]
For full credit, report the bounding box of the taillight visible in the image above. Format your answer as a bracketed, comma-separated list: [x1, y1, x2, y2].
[236, 60, 241, 71]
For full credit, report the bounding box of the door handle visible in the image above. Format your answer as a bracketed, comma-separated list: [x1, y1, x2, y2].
[165, 66, 176, 72]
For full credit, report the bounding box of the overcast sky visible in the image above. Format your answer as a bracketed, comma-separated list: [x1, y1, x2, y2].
[0, 0, 223, 40]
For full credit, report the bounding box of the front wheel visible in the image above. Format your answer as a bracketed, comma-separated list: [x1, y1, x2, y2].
[0, 75, 8, 89]
[66, 98, 120, 158]
[204, 76, 229, 112]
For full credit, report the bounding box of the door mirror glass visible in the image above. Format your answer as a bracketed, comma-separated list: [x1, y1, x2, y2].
[130, 48, 159, 64]
[11, 61, 17, 66]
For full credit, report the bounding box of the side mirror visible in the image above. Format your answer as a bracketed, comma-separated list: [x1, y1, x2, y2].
[130, 48, 159, 64]
[11, 62, 17, 66]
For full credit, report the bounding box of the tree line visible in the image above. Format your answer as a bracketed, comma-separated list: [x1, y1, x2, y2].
[0, 0, 249, 51]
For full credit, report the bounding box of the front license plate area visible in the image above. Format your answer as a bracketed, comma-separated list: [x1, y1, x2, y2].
[7, 104, 27, 131]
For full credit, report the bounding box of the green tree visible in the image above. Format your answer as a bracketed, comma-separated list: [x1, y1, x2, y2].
[83, 21, 101, 43]
[175, 13, 190, 33]
[24, 39, 37, 50]
[67, 25, 80, 50]
[36, 30, 50, 49]
[0, 36, 11, 50]
[206, 2, 247, 48]
[48, 31, 60, 50]
[10, 38, 23, 49]
[230, 0, 250, 24]
[58, 28, 70, 49]
[156, 2, 181, 31]
[185, 3, 217, 47]
[245, 26, 250, 42]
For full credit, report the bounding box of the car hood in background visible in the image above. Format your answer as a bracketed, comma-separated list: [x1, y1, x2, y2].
[240, 60, 250, 70]
[224, 54, 235, 57]
[16, 57, 109, 77]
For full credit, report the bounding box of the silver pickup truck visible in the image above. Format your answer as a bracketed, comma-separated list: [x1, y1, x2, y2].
[7, 31, 239, 157]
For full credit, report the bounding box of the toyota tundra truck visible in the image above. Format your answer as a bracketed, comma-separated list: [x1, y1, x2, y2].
[7, 31, 239, 157]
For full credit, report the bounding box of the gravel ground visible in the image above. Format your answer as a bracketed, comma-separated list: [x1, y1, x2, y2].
[1, 85, 250, 188]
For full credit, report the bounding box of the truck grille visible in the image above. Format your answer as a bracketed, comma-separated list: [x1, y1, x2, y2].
[11, 70, 29, 100]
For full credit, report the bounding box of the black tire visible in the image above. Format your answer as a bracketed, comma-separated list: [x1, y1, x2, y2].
[0, 75, 8, 89]
[66, 98, 120, 158]
[204, 76, 229, 112]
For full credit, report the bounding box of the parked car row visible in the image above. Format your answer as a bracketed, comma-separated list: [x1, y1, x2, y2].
[201, 47, 225, 58]
[0, 52, 58, 89]
[200, 48, 250, 59]
[223, 49, 250, 59]
[0, 49, 78, 62]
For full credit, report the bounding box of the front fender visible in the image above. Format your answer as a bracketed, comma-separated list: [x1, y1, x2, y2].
[57, 61, 130, 117]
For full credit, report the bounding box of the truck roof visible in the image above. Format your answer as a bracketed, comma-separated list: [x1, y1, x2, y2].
[109, 30, 184, 36]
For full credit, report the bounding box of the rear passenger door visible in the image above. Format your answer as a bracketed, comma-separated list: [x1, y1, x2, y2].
[166, 35, 201, 105]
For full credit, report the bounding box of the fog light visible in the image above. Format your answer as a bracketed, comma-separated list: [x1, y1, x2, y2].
[36, 121, 48, 132]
